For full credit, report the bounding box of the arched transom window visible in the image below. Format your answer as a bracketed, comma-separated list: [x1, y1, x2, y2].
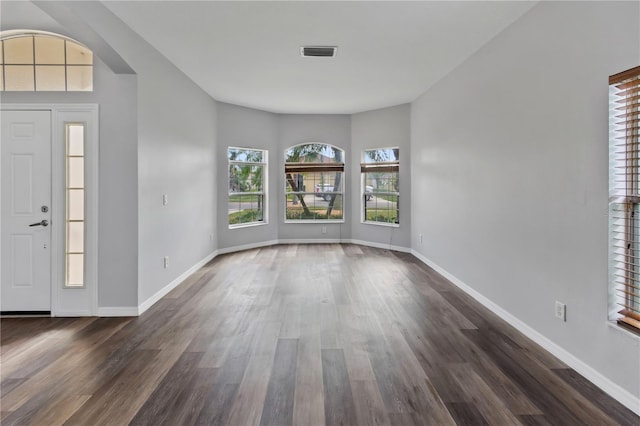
[1, 30, 93, 92]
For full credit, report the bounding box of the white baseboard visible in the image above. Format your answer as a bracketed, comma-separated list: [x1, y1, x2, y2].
[53, 310, 93, 317]
[216, 239, 279, 255]
[348, 238, 411, 253]
[96, 307, 139, 317]
[217, 238, 412, 255]
[279, 238, 345, 244]
[411, 249, 640, 416]
[137, 251, 217, 316]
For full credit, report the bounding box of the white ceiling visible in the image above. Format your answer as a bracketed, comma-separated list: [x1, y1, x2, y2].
[104, 1, 536, 114]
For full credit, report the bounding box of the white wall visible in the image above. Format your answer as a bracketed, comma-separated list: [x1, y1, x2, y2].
[411, 1, 640, 403]
[50, 2, 218, 306]
[217, 103, 279, 250]
[278, 114, 352, 242]
[0, 1, 139, 308]
[351, 104, 411, 249]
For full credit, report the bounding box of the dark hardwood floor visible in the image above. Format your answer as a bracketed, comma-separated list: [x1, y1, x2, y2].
[1, 244, 638, 425]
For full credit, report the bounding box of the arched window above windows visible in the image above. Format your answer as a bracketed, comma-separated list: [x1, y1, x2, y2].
[1, 30, 93, 92]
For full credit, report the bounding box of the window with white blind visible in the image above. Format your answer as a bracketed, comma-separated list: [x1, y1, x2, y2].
[609, 65, 640, 333]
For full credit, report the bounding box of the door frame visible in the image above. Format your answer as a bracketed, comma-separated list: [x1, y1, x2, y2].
[1, 104, 99, 316]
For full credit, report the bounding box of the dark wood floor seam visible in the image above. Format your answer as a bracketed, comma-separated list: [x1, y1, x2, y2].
[1, 244, 637, 425]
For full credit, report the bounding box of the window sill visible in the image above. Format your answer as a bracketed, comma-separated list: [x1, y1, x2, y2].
[229, 221, 267, 230]
[363, 220, 399, 228]
[607, 320, 640, 341]
[284, 220, 345, 224]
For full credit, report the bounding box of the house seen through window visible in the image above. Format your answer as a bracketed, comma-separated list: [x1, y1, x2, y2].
[285, 143, 345, 222]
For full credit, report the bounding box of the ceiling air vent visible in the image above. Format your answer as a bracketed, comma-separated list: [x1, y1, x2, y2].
[301, 46, 337, 58]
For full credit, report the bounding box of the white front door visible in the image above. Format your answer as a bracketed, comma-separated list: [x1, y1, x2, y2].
[1, 110, 52, 312]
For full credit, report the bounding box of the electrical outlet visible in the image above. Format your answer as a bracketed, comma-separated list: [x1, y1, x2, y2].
[555, 301, 566, 321]
[209, 233, 214, 241]
[321, 226, 327, 234]
[419, 234, 423, 244]
[163, 194, 168, 205]
[164, 256, 169, 269]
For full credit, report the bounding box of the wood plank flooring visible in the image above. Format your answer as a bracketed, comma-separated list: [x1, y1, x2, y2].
[1, 244, 638, 425]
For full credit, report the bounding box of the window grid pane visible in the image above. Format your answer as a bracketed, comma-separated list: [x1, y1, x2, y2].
[228, 148, 264, 163]
[66, 42, 92, 65]
[65, 124, 85, 288]
[3, 36, 34, 64]
[67, 221, 84, 253]
[68, 125, 85, 155]
[35, 65, 65, 91]
[66, 65, 92, 91]
[4, 65, 34, 91]
[67, 189, 85, 221]
[34, 36, 65, 64]
[228, 193, 265, 225]
[66, 254, 84, 287]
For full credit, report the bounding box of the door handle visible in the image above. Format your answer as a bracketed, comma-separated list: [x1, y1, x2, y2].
[29, 220, 49, 227]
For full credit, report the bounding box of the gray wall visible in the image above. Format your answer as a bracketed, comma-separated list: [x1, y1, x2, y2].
[64, 2, 218, 304]
[217, 106, 414, 250]
[6, 1, 219, 306]
[351, 104, 411, 248]
[278, 114, 352, 242]
[411, 1, 640, 399]
[217, 103, 279, 249]
[1, 1, 139, 308]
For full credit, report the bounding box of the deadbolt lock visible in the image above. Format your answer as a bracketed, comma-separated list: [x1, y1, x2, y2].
[41, 205, 49, 213]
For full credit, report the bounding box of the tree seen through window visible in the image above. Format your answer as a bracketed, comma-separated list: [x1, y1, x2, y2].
[285, 143, 345, 221]
[228, 147, 266, 226]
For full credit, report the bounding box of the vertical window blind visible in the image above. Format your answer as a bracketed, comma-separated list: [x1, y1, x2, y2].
[609, 65, 640, 332]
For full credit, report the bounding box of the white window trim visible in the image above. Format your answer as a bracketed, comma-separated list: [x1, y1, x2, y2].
[228, 147, 268, 228]
[284, 142, 346, 224]
[361, 146, 400, 227]
[363, 219, 400, 228]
